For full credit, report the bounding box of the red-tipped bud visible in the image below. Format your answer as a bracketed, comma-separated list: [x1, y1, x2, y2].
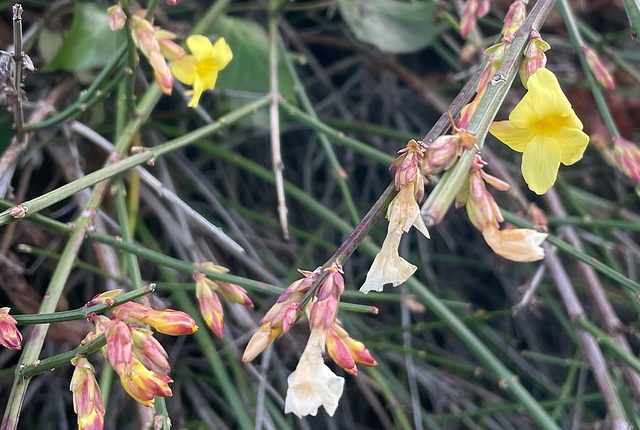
[0, 307, 22, 350]
[158, 37, 185, 61]
[144, 308, 196, 337]
[149, 51, 174, 95]
[520, 34, 550, 87]
[582, 45, 615, 91]
[131, 327, 170, 376]
[105, 319, 132, 377]
[130, 359, 173, 397]
[119, 375, 155, 407]
[196, 279, 225, 338]
[70, 356, 105, 430]
[326, 327, 357, 375]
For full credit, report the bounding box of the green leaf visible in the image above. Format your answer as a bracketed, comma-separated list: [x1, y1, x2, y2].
[43, 3, 124, 72]
[208, 15, 295, 100]
[338, 0, 448, 54]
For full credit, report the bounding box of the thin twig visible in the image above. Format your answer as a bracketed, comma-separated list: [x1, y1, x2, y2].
[11, 4, 25, 144]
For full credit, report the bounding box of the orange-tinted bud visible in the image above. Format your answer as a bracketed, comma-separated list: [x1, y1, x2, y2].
[613, 137, 640, 183]
[242, 322, 281, 362]
[502, 0, 526, 38]
[130, 359, 173, 397]
[145, 309, 198, 336]
[70, 356, 105, 430]
[107, 5, 126, 31]
[343, 335, 377, 368]
[326, 327, 357, 375]
[582, 45, 615, 91]
[105, 319, 132, 377]
[119, 375, 155, 407]
[131, 327, 170, 376]
[460, 0, 479, 38]
[196, 278, 225, 338]
[0, 307, 21, 350]
[149, 51, 174, 95]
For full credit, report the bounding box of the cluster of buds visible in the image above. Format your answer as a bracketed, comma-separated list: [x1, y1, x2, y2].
[361, 140, 430, 293]
[520, 31, 550, 87]
[243, 264, 376, 418]
[0, 307, 21, 350]
[460, 0, 490, 38]
[582, 45, 616, 91]
[193, 262, 254, 338]
[81, 291, 197, 409]
[456, 156, 547, 261]
[422, 122, 477, 176]
[108, 6, 185, 94]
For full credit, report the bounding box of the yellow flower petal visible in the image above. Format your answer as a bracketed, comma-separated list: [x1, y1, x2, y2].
[186, 35, 215, 63]
[171, 55, 197, 85]
[555, 127, 590, 165]
[489, 120, 533, 152]
[526, 68, 573, 120]
[211, 37, 233, 70]
[521, 135, 562, 195]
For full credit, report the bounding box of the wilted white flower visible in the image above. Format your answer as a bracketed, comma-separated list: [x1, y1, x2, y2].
[360, 233, 417, 294]
[284, 330, 344, 418]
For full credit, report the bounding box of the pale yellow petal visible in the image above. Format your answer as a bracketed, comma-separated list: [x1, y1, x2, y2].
[186, 35, 214, 63]
[211, 37, 233, 70]
[482, 226, 547, 262]
[527, 68, 574, 121]
[555, 127, 590, 166]
[508, 91, 539, 129]
[489, 120, 534, 153]
[521, 135, 562, 195]
[171, 55, 197, 85]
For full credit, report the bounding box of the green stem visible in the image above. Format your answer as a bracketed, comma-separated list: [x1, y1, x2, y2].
[13, 285, 154, 325]
[557, 0, 621, 137]
[0, 96, 270, 227]
[422, 0, 555, 226]
[20, 335, 107, 378]
[279, 37, 360, 225]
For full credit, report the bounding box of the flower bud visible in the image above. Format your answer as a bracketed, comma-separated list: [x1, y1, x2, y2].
[70, 356, 105, 430]
[131, 327, 170, 376]
[105, 319, 132, 377]
[130, 359, 173, 397]
[326, 327, 357, 375]
[0, 307, 22, 350]
[582, 45, 615, 91]
[613, 137, 640, 183]
[107, 5, 126, 31]
[460, 0, 479, 38]
[196, 277, 225, 338]
[502, 0, 526, 38]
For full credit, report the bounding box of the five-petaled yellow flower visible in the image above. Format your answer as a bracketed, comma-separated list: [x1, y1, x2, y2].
[489, 68, 589, 195]
[171, 35, 233, 108]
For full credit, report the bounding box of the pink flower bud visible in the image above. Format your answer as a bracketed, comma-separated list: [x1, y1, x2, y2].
[131, 327, 170, 376]
[326, 327, 357, 375]
[130, 359, 173, 397]
[502, 0, 526, 38]
[158, 37, 185, 61]
[87, 289, 123, 308]
[107, 5, 126, 31]
[196, 278, 225, 338]
[119, 374, 155, 407]
[460, 0, 479, 38]
[105, 319, 133, 377]
[582, 45, 615, 91]
[0, 308, 21, 350]
[613, 137, 640, 183]
[70, 356, 105, 430]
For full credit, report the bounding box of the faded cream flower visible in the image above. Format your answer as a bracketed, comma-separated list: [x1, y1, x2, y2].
[482, 225, 547, 262]
[360, 233, 417, 293]
[388, 186, 430, 238]
[284, 330, 344, 418]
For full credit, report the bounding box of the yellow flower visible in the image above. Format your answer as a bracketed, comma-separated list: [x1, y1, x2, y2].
[171, 35, 233, 107]
[489, 68, 589, 195]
